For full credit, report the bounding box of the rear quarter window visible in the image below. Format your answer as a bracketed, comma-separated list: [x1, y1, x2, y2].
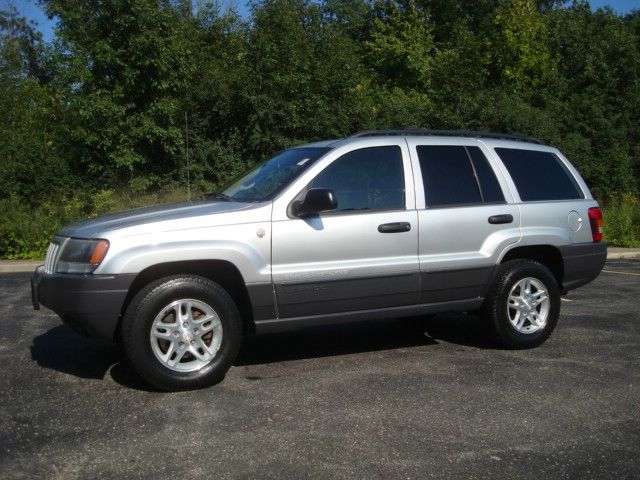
[495, 148, 583, 201]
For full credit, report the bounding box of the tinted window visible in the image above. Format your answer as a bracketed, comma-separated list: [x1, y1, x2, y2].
[307, 146, 405, 212]
[417, 146, 482, 206]
[495, 148, 582, 201]
[467, 147, 505, 203]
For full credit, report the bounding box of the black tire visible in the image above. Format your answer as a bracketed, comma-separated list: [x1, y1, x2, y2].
[121, 275, 242, 391]
[482, 260, 560, 349]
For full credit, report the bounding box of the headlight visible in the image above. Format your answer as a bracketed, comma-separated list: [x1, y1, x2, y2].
[56, 239, 110, 274]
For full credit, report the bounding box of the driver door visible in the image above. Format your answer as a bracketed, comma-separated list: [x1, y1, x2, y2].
[271, 142, 419, 319]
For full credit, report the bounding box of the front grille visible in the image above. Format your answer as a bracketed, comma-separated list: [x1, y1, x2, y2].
[44, 242, 60, 273]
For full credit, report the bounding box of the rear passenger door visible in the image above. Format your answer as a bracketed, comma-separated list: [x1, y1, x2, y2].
[406, 139, 521, 304]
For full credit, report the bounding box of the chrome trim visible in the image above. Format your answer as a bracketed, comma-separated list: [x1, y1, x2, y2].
[43, 236, 68, 273]
[44, 242, 60, 274]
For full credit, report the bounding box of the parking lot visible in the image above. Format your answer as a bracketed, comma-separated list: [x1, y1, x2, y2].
[0, 259, 639, 479]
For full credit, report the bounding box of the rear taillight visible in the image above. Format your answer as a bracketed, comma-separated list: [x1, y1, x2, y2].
[588, 207, 604, 242]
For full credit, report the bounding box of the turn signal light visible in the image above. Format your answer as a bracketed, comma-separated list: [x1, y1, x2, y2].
[89, 240, 110, 265]
[588, 207, 604, 242]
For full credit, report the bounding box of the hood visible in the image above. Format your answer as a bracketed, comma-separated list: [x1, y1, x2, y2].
[58, 200, 257, 239]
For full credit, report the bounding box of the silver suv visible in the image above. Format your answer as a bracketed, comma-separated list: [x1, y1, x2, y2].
[31, 129, 607, 391]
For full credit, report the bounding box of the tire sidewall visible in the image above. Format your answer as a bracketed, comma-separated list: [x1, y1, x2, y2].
[123, 276, 242, 390]
[492, 262, 560, 348]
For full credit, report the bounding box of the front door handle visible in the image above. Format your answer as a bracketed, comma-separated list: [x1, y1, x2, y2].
[488, 214, 514, 224]
[378, 222, 411, 233]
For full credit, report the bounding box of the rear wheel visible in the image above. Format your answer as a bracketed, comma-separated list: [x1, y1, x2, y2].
[122, 275, 242, 391]
[482, 260, 560, 349]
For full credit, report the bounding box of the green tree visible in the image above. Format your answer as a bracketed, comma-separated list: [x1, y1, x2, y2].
[0, 8, 69, 201]
[366, 0, 434, 90]
[237, 0, 370, 155]
[42, 0, 196, 189]
[545, 3, 639, 195]
[492, 0, 557, 94]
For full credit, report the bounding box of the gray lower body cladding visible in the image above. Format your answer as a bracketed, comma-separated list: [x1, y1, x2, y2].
[271, 267, 494, 320]
[257, 267, 493, 333]
[274, 273, 420, 319]
[420, 266, 494, 302]
[559, 242, 607, 292]
[32, 266, 135, 341]
[254, 298, 483, 334]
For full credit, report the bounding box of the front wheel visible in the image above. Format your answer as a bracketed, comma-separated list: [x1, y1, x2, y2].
[482, 260, 560, 349]
[121, 275, 242, 391]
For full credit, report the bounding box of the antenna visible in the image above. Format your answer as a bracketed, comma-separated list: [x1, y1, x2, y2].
[185, 111, 190, 201]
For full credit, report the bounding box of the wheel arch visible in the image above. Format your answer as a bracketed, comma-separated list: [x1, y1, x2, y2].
[500, 245, 564, 288]
[115, 259, 256, 342]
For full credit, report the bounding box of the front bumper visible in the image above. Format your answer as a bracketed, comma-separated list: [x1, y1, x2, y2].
[31, 266, 136, 342]
[559, 242, 607, 293]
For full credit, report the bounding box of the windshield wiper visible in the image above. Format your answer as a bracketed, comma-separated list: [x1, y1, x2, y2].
[205, 192, 232, 201]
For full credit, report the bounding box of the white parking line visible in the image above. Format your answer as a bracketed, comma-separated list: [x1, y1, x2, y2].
[602, 269, 640, 277]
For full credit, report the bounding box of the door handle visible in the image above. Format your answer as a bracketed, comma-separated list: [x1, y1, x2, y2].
[378, 222, 411, 233]
[488, 214, 514, 224]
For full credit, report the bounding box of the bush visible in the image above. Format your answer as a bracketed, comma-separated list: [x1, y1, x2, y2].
[602, 193, 640, 248]
[0, 188, 192, 259]
[0, 195, 75, 259]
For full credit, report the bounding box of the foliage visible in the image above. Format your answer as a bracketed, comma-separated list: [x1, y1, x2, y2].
[0, 194, 80, 259]
[1, 0, 640, 258]
[0, 7, 71, 203]
[602, 193, 640, 248]
[43, 0, 196, 187]
[0, 187, 192, 259]
[493, 0, 557, 93]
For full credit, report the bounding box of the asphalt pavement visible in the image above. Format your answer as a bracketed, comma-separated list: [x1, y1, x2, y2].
[0, 260, 639, 479]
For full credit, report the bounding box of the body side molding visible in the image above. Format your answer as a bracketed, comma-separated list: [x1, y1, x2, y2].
[254, 297, 483, 334]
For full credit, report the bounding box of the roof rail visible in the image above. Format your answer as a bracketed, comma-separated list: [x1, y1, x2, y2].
[349, 128, 543, 144]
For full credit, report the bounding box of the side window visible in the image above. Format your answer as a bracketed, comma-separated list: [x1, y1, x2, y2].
[306, 146, 405, 212]
[417, 145, 504, 207]
[467, 147, 505, 203]
[417, 146, 505, 207]
[495, 148, 583, 201]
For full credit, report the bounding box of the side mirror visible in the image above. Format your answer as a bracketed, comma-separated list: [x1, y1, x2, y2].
[294, 188, 338, 217]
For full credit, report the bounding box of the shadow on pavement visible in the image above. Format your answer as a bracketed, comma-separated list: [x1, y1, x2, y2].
[31, 313, 497, 387]
[31, 325, 118, 379]
[235, 313, 497, 366]
[30, 325, 153, 391]
[421, 312, 499, 350]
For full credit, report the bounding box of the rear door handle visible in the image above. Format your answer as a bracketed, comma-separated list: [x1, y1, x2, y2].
[378, 222, 411, 233]
[488, 214, 514, 225]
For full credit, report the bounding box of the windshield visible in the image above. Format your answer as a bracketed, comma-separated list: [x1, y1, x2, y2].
[221, 147, 330, 202]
